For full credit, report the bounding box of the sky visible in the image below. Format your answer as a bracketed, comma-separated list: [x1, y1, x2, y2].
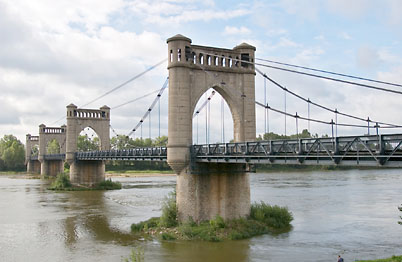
[1, 0, 402, 144]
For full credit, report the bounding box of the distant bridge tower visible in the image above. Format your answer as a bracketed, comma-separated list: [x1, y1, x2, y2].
[38, 124, 66, 177]
[65, 104, 110, 186]
[25, 134, 40, 174]
[167, 34, 256, 222]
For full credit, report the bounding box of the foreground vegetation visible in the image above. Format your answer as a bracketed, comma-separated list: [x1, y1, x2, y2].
[356, 255, 402, 262]
[48, 173, 122, 191]
[130, 191, 293, 242]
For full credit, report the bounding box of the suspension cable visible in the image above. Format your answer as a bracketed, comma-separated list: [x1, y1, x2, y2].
[112, 89, 161, 109]
[255, 57, 402, 88]
[256, 68, 402, 128]
[127, 77, 169, 137]
[255, 101, 374, 129]
[81, 59, 167, 108]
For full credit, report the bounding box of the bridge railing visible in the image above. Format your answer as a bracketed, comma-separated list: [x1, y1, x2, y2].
[75, 147, 167, 161]
[30, 154, 65, 161]
[192, 134, 402, 167]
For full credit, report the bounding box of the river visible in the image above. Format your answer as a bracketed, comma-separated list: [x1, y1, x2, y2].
[0, 169, 401, 262]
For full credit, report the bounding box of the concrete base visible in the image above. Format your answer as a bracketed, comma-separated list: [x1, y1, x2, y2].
[69, 160, 105, 186]
[176, 163, 250, 223]
[27, 160, 41, 174]
[40, 160, 64, 177]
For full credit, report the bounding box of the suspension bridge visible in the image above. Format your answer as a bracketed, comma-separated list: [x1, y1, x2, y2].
[25, 34, 402, 222]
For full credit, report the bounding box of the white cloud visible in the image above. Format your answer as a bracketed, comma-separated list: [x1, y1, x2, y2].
[356, 45, 380, 70]
[223, 26, 251, 35]
[339, 32, 352, 40]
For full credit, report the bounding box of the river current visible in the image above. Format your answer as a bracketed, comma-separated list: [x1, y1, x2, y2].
[0, 169, 401, 261]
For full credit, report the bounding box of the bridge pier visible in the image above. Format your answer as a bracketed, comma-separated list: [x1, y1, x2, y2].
[40, 160, 64, 177]
[69, 160, 105, 186]
[166, 35, 256, 223]
[27, 160, 41, 174]
[177, 163, 250, 222]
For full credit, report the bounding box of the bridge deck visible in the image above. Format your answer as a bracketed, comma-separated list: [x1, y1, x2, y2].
[35, 134, 402, 167]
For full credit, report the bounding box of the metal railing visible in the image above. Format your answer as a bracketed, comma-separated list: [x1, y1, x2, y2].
[192, 134, 402, 167]
[75, 147, 167, 161]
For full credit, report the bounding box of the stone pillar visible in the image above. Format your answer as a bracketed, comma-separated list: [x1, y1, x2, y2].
[166, 35, 256, 222]
[166, 34, 193, 175]
[177, 163, 250, 222]
[38, 124, 46, 176]
[65, 103, 110, 186]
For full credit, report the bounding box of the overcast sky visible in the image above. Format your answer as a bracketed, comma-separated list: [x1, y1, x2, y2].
[1, 0, 402, 144]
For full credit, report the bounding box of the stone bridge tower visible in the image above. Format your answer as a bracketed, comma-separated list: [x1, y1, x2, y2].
[167, 34, 256, 222]
[65, 104, 110, 186]
[25, 134, 40, 173]
[38, 124, 67, 177]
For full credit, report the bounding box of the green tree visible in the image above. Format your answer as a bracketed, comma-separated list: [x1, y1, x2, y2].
[154, 136, 168, 146]
[0, 135, 25, 171]
[77, 135, 99, 151]
[257, 129, 313, 141]
[47, 139, 60, 154]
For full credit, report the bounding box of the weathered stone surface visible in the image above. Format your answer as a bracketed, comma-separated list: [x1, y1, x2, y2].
[66, 104, 110, 186]
[167, 35, 256, 222]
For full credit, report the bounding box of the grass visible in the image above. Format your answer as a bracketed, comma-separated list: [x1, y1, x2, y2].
[122, 247, 144, 262]
[130, 191, 293, 242]
[48, 173, 121, 191]
[356, 255, 402, 262]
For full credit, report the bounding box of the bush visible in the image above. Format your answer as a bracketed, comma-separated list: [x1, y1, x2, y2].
[49, 173, 72, 190]
[131, 217, 159, 232]
[250, 202, 293, 229]
[160, 232, 176, 241]
[122, 247, 144, 262]
[159, 190, 177, 228]
[96, 179, 122, 190]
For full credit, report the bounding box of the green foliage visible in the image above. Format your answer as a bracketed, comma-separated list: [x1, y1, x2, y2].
[46, 139, 60, 154]
[356, 255, 402, 262]
[250, 202, 293, 229]
[0, 135, 25, 171]
[159, 190, 178, 228]
[122, 247, 144, 262]
[209, 215, 225, 229]
[131, 217, 160, 232]
[111, 135, 168, 150]
[49, 173, 72, 190]
[130, 193, 293, 242]
[160, 232, 176, 241]
[95, 179, 122, 190]
[257, 129, 313, 141]
[77, 134, 99, 151]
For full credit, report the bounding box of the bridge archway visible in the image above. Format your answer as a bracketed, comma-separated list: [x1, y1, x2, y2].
[192, 88, 235, 144]
[166, 34, 256, 222]
[77, 127, 101, 152]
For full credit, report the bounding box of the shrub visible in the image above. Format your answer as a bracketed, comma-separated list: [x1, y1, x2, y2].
[209, 215, 225, 229]
[131, 217, 159, 232]
[250, 202, 293, 229]
[122, 247, 144, 262]
[49, 173, 72, 190]
[159, 190, 177, 228]
[160, 232, 176, 241]
[96, 179, 122, 190]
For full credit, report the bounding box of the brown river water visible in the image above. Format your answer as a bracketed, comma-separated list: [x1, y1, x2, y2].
[0, 169, 401, 262]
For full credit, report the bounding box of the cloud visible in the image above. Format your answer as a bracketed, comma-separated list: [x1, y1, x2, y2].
[356, 45, 380, 70]
[128, 0, 250, 27]
[223, 26, 251, 36]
